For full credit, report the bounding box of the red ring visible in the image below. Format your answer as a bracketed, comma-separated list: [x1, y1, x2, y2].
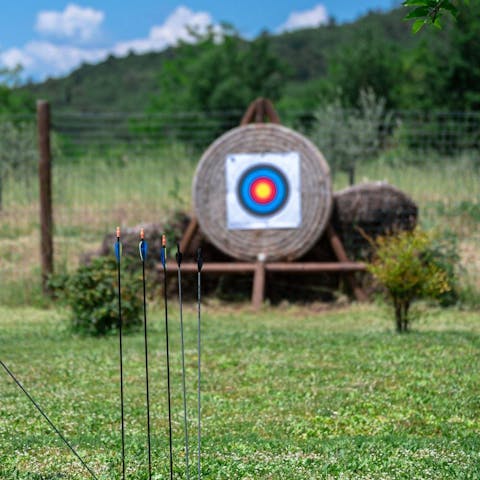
[249, 177, 277, 204]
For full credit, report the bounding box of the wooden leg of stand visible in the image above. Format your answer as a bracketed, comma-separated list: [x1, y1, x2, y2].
[326, 224, 368, 302]
[179, 217, 198, 254]
[252, 261, 266, 310]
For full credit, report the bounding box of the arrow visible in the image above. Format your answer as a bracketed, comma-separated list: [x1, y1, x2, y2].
[139, 228, 152, 480]
[196, 247, 203, 480]
[161, 234, 174, 480]
[0, 360, 99, 480]
[114, 226, 126, 480]
[176, 243, 190, 479]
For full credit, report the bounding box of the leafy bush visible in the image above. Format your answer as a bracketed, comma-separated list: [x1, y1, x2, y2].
[367, 228, 453, 332]
[66, 256, 142, 335]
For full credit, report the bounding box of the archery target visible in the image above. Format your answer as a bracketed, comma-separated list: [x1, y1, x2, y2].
[193, 123, 332, 262]
[226, 152, 301, 230]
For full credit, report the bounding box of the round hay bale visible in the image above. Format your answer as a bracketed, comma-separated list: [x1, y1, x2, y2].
[193, 123, 332, 261]
[332, 182, 418, 259]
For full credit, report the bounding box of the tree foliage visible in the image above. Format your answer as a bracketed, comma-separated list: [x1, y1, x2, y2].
[326, 27, 401, 108]
[0, 67, 34, 114]
[151, 27, 286, 114]
[403, 0, 468, 32]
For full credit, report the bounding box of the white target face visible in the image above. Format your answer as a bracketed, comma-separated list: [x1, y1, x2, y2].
[226, 152, 301, 230]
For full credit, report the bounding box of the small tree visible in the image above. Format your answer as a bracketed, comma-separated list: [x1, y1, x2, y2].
[367, 228, 451, 332]
[311, 88, 391, 184]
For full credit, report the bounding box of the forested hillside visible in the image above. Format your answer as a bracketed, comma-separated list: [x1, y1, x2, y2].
[15, 3, 480, 113]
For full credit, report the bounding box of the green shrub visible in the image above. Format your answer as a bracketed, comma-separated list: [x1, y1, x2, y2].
[367, 228, 453, 332]
[66, 256, 142, 335]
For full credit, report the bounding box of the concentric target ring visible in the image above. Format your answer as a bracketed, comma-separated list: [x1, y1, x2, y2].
[237, 164, 289, 216]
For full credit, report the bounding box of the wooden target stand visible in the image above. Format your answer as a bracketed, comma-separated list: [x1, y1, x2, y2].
[168, 98, 367, 309]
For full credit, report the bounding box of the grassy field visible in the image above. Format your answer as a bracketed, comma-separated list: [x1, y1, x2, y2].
[1, 303, 479, 479]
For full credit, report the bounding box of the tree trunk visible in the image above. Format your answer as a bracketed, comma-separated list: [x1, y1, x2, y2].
[394, 298, 403, 332]
[402, 301, 410, 332]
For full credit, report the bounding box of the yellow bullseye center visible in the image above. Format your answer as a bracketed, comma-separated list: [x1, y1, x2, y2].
[254, 181, 273, 200]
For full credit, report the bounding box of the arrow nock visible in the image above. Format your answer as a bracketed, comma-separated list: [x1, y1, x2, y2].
[114, 226, 122, 262]
[176, 243, 183, 267]
[160, 234, 167, 269]
[139, 228, 148, 262]
[196, 247, 203, 272]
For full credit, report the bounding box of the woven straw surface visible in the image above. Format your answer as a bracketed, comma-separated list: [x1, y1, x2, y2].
[193, 123, 332, 261]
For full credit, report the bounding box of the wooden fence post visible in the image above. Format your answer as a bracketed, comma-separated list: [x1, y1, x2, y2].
[37, 100, 54, 294]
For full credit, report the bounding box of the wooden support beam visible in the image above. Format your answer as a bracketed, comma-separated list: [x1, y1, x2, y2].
[163, 261, 365, 274]
[179, 217, 198, 254]
[252, 261, 266, 310]
[165, 261, 257, 273]
[254, 99, 265, 123]
[326, 224, 368, 302]
[266, 262, 365, 272]
[264, 99, 281, 124]
[240, 100, 259, 126]
[37, 100, 54, 295]
[240, 97, 281, 126]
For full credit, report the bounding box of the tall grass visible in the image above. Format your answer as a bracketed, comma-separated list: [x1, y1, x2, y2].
[0, 144, 478, 306]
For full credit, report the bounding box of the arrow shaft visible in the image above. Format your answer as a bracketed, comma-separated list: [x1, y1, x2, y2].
[178, 266, 190, 479]
[142, 255, 152, 480]
[116, 242, 126, 480]
[197, 269, 202, 480]
[0, 360, 99, 480]
[163, 261, 174, 480]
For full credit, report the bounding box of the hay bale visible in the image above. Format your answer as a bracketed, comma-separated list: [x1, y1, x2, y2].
[331, 182, 418, 260]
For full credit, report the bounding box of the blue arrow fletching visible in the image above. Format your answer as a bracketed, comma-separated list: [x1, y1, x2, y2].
[114, 241, 122, 262]
[139, 240, 148, 262]
[160, 247, 166, 268]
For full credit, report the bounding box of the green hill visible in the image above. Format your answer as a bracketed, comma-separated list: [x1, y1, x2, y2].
[23, 8, 417, 113]
[22, 3, 480, 113]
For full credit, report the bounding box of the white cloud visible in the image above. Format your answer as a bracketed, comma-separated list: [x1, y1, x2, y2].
[0, 48, 35, 70]
[35, 4, 105, 42]
[1, 42, 107, 78]
[278, 4, 329, 32]
[113, 6, 215, 56]
[0, 5, 217, 80]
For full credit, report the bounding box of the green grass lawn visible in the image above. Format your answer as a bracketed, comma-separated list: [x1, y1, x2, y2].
[1, 303, 479, 479]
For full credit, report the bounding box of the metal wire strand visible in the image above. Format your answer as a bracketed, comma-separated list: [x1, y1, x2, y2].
[0, 360, 99, 480]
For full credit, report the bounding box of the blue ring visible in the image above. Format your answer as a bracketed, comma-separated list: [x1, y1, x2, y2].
[237, 164, 289, 216]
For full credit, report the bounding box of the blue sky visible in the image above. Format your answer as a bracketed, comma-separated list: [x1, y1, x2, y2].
[0, 1, 400, 80]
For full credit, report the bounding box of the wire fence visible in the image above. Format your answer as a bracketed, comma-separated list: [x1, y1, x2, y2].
[0, 108, 478, 305]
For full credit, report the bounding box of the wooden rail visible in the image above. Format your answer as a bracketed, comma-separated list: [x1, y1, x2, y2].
[162, 261, 366, 273]
[160, 260, 366, 310]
